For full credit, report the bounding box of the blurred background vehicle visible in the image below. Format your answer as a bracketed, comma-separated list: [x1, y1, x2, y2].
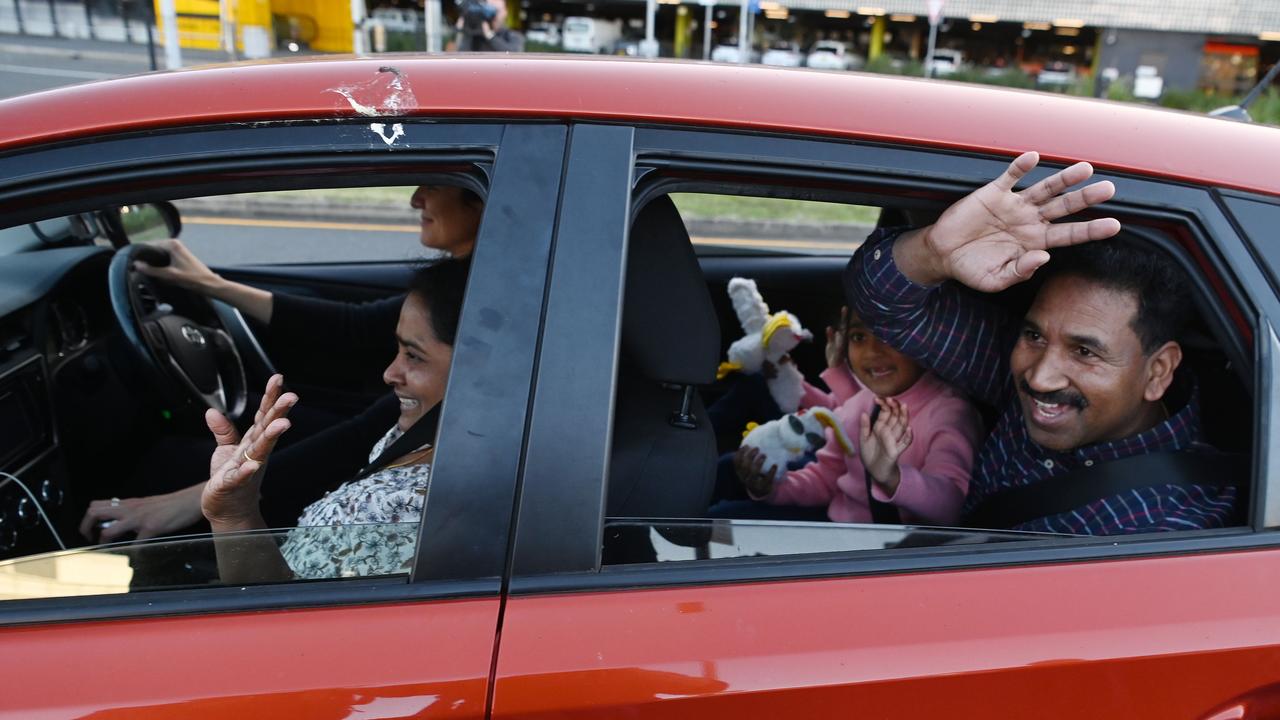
[805, 40, 856, 70]
[761, 41, 804, 67]
[926, 48, 964, 76]
[561, 16, 622, 54]
[711, 40, 760, 63]
[1036, 60, 1078, 90]
[524, 21, 561, 48]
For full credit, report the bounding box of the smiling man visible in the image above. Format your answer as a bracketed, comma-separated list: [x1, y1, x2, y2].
[846, 152, 1237, 534]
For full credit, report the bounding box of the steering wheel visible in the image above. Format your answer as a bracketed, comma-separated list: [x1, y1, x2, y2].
[108, 244, 248, 419]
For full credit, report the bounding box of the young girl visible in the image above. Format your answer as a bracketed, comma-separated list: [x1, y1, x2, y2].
[736, 307, 982, 526]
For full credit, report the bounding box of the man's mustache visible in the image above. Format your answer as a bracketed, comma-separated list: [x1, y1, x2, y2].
[1018, 378, 1088, 410]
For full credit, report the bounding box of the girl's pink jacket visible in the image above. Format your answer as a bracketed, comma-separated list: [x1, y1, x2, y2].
[759, 370, 982, 525]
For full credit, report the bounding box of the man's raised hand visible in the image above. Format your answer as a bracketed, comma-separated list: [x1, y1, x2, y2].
[896, 151, 1122, 292]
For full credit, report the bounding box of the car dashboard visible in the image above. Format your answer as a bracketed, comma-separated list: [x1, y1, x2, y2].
[0, 245, 122, 558]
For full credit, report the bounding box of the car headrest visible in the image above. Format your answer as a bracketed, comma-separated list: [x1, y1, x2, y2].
[621, 195, 720, 386]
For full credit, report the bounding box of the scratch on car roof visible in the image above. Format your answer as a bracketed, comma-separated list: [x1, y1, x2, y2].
[370, 122, 405, 146]
[325, 66, 418, 118]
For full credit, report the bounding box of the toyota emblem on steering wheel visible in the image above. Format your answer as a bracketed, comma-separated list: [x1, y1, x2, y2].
[181, 324, 207, 347]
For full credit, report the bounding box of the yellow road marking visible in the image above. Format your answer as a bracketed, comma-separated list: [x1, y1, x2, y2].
[184, 215, 857, 251]
[185, 216, 418, 233]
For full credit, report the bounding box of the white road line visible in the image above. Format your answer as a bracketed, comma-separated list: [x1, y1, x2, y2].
[0, 63, 115, 79]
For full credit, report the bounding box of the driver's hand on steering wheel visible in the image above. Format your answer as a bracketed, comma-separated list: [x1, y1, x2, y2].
[78, 486, 204, 544]
[132, 238, 223, 295]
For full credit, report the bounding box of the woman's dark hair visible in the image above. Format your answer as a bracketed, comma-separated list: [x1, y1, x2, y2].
[460, 188, 484, 207]
[406, 257, 471, 347]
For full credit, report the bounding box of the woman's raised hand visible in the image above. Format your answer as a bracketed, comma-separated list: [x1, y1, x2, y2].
[200, 374, 297, 532]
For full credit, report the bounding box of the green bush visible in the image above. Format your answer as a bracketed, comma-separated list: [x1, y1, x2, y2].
[1251, 87, 1280, 125]
[864, 55, 923, 77]
[950, 67, 1035, 89]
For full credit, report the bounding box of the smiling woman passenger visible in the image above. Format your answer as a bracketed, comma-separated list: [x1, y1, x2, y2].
[199, 259, 469, 581]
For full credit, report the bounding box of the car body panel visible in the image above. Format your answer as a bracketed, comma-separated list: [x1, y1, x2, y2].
[3, 56, 1275, 196]
[2, 597, 498, 719]
[2, 55, 1280, 718]
[493, 548, 1280, 718]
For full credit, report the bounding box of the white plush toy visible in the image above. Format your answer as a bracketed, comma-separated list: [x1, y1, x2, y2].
[717, 277, 813, 413]
[741, 406, 856, 476]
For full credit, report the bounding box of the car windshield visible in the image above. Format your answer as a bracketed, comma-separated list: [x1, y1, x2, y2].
[564, 19, 589, 32]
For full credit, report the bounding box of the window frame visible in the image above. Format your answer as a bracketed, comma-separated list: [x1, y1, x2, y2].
[0, 119, 568, 625]
[507, 122, 1280, 596]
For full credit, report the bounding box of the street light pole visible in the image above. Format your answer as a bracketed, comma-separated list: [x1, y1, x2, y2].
[736, 0, 747, 63]
[641, 0, 657, 57]
[924, 0, 943, 78]
[351, 0, 366, 53]
[425, 0, 441, 51]
[159, 0, 182, 68]
[701, 0, 712, 60]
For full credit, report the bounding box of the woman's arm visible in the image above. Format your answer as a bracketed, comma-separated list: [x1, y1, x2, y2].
[135, 239, 274, 324]
[201, 375, 298, 583]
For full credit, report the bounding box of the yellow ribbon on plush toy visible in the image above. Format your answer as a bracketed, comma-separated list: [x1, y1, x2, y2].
[717, 360, 743, 380]
[760, 312, 793, 350]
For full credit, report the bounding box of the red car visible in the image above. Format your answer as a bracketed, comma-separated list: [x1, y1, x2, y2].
[0, 55, 1278, 718]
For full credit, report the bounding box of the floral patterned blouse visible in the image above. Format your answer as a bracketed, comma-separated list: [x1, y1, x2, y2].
[280, 426, 431, 579]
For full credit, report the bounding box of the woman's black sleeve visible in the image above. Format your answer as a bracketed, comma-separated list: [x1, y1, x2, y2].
[257, 393, 400, 528]
[266, 294, 403, 386]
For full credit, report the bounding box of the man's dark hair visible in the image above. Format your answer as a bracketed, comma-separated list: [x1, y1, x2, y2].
[406, 257, 471, 346]
[1042, 239, 1192, 354]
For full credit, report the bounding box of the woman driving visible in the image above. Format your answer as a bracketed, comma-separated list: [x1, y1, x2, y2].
[79, 185, 482, 544]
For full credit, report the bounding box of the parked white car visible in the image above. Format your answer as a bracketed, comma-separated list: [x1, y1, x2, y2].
[761, 41, 803, 67]
[805, 40, 853, 70]
[562, 16, 622, 54]
[710, 41, 760, 63]
[525, 22, 561, 47]
[926, 49, 964, 76]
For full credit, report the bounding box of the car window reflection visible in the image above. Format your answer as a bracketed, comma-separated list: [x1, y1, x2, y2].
[0, 523, 416, 601]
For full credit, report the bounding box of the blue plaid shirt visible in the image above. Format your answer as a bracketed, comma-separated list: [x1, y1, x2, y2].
[845, 228, 1237, 535]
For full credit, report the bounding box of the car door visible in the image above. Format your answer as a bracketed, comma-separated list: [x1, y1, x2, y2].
[489, 123, 1280, 718]
[0, 121, 568, 717]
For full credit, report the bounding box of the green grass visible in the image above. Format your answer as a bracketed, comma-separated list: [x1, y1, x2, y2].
[252, 186, 417, 206]
[671, 193, 880, 224]
[244, 187, 880, 224]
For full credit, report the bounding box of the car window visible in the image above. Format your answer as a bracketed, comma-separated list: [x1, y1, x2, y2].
[0, 524, 419, 601]
[0, 177, 490, 596]
[599, 183, 1253, 568]
[172, 186, 430, 266]
[670, 192, 879, 256]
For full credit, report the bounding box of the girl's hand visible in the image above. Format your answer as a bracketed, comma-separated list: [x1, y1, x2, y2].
[859, 397, 913, 496]
[825, 306, 849, 370]
[201, 374, 297, 531]
[734, 445, 779, 498]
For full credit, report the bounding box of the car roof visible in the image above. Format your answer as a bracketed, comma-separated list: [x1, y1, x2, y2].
[2, 54, 1277, 196]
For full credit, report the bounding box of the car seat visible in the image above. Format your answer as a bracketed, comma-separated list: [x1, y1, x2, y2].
[607, 195, 721, 518]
